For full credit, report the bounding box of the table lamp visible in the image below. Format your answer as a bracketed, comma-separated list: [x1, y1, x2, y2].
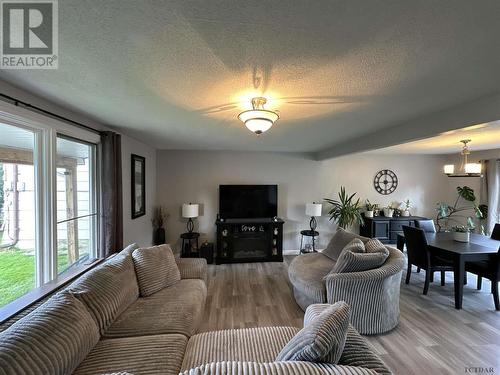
[305, 202, 322, 231]
[182, 203, 199, 233]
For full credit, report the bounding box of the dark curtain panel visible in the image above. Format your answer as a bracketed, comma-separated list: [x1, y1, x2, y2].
[100, 131, 123, 257]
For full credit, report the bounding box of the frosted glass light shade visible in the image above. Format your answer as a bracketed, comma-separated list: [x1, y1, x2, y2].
[443, 164, 455, 174]
[244, 118, 273, 134]
[465, 163, 481, 174]
[306, 203, 322, 217]
[182, 203, 199, 218]
[238, 109, 279, 135]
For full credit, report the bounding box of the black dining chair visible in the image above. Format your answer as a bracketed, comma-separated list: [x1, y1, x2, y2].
[465, 247, 500, 310]
[414, 219, 437, 233]
[413, 219, 437, 274]
[403, 225, 454, 295]
[474, 224, 500, 291]
[491, 223, 500, 241]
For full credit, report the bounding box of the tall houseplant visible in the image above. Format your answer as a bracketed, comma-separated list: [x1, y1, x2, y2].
[324, 187, 364, 229]
[436, 186, 483, 232]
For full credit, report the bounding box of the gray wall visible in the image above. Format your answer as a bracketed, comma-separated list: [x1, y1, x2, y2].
[121, 137, 157, 247]
[157, 150, 449, 252]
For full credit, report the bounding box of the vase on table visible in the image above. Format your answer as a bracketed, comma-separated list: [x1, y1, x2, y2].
[383, 208, 394, 218]
[453, 231, 470, 243]
[153, 227, 166, 245]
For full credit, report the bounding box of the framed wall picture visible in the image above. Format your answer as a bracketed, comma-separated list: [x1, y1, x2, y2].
[131, 154, 146, 219]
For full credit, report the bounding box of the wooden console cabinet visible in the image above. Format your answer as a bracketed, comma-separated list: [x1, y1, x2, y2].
[215, 218, 284, 264]
[360, 215, 427, 244]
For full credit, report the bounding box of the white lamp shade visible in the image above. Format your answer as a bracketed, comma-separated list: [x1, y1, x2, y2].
[443, 164, 455, 174]
[245, 118, 273, 134]
[182, 203, 199, 218]
[465, 163, 481, 174]
[306, 203, 322, 217]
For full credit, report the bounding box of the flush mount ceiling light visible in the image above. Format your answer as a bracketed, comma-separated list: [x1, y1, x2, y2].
[443, 139, 482, 177]
[238, 97, 279, 135]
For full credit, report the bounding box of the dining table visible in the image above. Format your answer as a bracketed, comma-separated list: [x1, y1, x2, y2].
[396, 232, 500, 309]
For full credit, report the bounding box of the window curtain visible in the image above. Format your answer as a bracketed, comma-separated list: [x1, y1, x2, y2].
[100, 131, 123, 257]
[481, 159, 500, 235]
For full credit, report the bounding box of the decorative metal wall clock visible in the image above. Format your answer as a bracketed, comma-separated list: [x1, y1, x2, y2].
[374, 169, 398, 195]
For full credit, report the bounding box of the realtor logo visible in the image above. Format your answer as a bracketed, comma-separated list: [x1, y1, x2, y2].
[1, 0, 58, 69]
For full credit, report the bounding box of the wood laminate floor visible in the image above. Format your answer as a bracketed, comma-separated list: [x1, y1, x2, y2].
[198, 257, 500, 375]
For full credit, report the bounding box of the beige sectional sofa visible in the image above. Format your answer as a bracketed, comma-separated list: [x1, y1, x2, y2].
[0, 244, 392, 375]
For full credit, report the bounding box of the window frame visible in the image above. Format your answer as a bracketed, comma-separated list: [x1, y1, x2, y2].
[0, 101, 101, 320]
[55, 134, 99, 274]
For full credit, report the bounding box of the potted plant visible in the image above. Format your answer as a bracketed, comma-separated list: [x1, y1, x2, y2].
[400, 199, 411, 217]
[383, 204, 394, 218]
[324, 187, 364, 229]
[452, 225, 473, 243]
[152, 206, 169, 245]
[365, 199, 375, 218]
[436, 186, 483, 232]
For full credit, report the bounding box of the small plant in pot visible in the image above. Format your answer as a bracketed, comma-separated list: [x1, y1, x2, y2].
[364, 199, 376, 218]
[324, 187, 364, 230]
[436, 186, 483, 232]
[451, 224, 474, 243]
[400, 199, 411, 217]
[383, 204, 394, 218]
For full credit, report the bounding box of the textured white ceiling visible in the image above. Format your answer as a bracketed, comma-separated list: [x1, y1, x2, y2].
[1, 0, 499, 153]
[376, 121, 500, 154]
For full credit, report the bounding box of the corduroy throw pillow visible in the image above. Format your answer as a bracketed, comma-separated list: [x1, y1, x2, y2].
[330, 238, 389, 274]
[276, 301, 350, 364]
[132, 244, 180, 296]
[322, 228, 370, 261]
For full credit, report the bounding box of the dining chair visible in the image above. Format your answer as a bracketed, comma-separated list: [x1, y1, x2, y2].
[413, 220, 437, 274]
[474, 224, 500, 291]
[491, 223, 500, 241]
[403, 225, 454, 295]
[465, 247, 500, 310]
[414, 219, 437, 233]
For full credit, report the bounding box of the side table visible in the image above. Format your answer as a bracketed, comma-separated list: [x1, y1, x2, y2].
[180, 232, 200, 257]
[300, 230, 319, 253]
[199, 242, 214, 264]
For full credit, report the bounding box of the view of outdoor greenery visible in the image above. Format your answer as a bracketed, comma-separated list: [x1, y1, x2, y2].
[0, 231, 71, 308]
[0, 165, 32, 307]
[0, 245, 35, 308]
[0, 161, 37, 308]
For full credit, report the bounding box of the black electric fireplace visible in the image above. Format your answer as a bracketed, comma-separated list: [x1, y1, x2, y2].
[216, 185, 283, 264]
[232, 223, 271, 259]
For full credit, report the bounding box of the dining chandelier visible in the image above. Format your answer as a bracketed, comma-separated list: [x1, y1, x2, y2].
[443, 139, 482, 177]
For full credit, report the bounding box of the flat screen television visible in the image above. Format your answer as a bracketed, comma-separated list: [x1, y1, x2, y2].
[219, 185, 278, 219]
